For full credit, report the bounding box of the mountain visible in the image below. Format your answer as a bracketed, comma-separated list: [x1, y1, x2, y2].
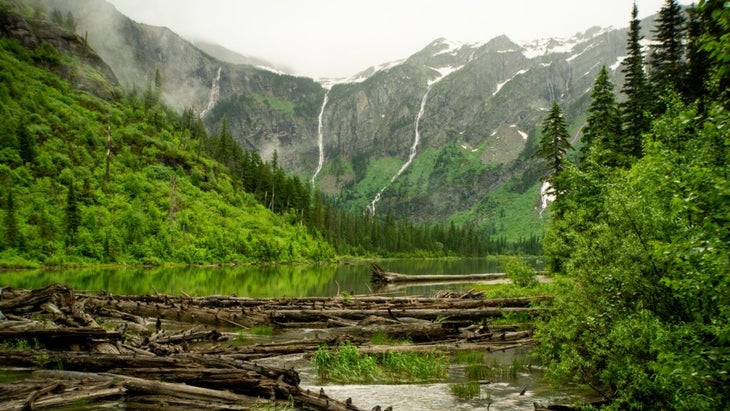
[38, 0, 640, 241]
[192, 40, 292, 74]
[0, 1, 334, 266]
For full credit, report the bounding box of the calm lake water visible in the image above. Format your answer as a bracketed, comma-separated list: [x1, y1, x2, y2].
[0, 258, 539, 297]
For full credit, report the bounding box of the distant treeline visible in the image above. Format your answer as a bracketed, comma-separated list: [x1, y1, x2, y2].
[186, 112, 541, 257]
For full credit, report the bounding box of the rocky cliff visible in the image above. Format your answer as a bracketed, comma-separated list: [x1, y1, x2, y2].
[36, 0, 642, 240]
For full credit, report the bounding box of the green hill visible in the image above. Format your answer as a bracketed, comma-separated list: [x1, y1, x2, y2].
[0, 8, 334, 267]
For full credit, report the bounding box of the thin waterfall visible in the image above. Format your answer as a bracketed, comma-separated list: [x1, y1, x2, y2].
[200, 66, 222, 118]
[311, 89, 330, 185]
[367, 85, 432, 216]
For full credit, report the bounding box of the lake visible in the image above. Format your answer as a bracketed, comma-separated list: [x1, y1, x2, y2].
[0, 258, 531, 297]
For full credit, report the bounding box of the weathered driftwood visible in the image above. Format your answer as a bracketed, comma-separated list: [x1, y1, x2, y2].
[0, 283, 547, 411]
[0, 328, 122, 348]
[371, 262, 507, 284]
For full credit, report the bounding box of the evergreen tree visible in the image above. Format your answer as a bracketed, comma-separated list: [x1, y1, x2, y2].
[620, 3, 651, 159]
[649, 0, 687, 94]
[580, 66, 622, 167]
[64, 183, 80, 246]
[17, 124, 35, 164]
[4, 190, 18, 250]
[536, 101, 573, 181]
[683, 4, 709, 103]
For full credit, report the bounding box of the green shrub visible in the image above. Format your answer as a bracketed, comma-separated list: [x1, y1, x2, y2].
[501, 256, 538, 287]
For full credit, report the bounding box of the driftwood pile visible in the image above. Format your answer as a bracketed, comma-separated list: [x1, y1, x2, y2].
[0, 283, 549, 410]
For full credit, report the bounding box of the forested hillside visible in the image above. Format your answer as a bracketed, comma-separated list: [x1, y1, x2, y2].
[0, 2, 531, 268]
[0, 3, 335, 266]
[535, 1, 729, 409]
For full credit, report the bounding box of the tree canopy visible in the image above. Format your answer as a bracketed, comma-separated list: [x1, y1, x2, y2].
[536, 2, 730, 409]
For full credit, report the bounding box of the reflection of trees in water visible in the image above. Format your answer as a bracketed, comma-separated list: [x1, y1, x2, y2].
[4, 265, 337, 297]
[4, 259, 524, 297]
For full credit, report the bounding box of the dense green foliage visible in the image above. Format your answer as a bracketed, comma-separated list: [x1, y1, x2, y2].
[200, 115, 525, 257]
[0, 33, 334, 265]
[536, 2, 730, 409]
[0, 2, 530, 265]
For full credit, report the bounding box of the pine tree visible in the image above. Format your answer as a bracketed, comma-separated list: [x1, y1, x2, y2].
[580, 66, 621, 167]
[649, 0, 687, 94]
[65, 183, 80, 246]
[620, 3, 651, 159]
[536, 101, 573, 180]
[684, 4, 709, 103]
[4, 190, 18, 250]
[17, 124, 35, 164]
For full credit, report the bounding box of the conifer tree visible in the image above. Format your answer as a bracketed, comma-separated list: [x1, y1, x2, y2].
[64, 183, 80, 246]
[536, 101, 573, 180]
[4, 190, 18, 250]
[580, 66, 621, 167]
[684, 4, 709, 103]
[620, 3, 651, 159]
[649, 0, 687, 94]
[17, 124, 35, 164]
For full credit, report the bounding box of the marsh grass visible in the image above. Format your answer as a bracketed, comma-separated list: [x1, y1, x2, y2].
[313, 342, 379, 383]
[449, 381, 481, 400]
[454, 350, 486, 364]
[465, 364, 491, 381]
[380, 350, 448, 382]
[313, 342, 448, 384]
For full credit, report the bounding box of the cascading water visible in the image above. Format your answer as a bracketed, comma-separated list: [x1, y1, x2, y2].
[367, 85, 432, 216]
[311, 88, 330, 185]
[200, 66, 222, 118]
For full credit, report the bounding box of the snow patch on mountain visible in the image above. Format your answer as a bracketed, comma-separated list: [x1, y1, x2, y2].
[520, 26, 611, 59]
[493, 69, 528, 96]
[429, 65, 464, 85]
[610, 56, 627, 71]
[433, 38, 465, 56]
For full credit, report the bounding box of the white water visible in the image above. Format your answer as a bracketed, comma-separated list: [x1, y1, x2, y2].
[311, 89, 330, 185]
[367, 86, 432, 216]
[200, 67, 222, 118]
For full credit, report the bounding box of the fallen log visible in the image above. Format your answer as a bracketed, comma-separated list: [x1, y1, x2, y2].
[0, 328, 122, 349]
[271, 306, 539, 323]
[371, 262, 507, 284]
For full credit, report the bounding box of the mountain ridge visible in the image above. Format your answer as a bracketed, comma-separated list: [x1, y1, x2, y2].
[37, 0, 646, 241]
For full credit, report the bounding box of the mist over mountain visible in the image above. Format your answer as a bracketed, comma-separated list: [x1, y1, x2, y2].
[191, 40, 293, 75]
[39, 0, 646, 240]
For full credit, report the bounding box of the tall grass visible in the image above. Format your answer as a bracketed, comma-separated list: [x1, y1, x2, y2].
[449, 381, 481, 400]
[313, 342, 448, 384]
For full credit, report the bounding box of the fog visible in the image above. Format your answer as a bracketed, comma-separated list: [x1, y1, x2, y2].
[107, 0, 692, 79]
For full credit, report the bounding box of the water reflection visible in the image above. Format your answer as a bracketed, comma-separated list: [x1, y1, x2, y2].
[0, 258, 536, 297]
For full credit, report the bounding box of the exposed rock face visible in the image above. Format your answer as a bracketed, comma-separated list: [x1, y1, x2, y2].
[34, 0, 641, 238]
[0, 3, 119, 98]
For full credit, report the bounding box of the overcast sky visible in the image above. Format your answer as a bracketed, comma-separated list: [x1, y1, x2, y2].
[106, 0, 692, 79]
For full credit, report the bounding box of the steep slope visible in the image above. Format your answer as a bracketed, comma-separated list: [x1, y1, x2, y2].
[0, 3, 334, 266]
[39, 0, 324, 176]
[315, 27, 627, 239]
[0, 0, 119, 98]
[35, 0, 647, 242]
